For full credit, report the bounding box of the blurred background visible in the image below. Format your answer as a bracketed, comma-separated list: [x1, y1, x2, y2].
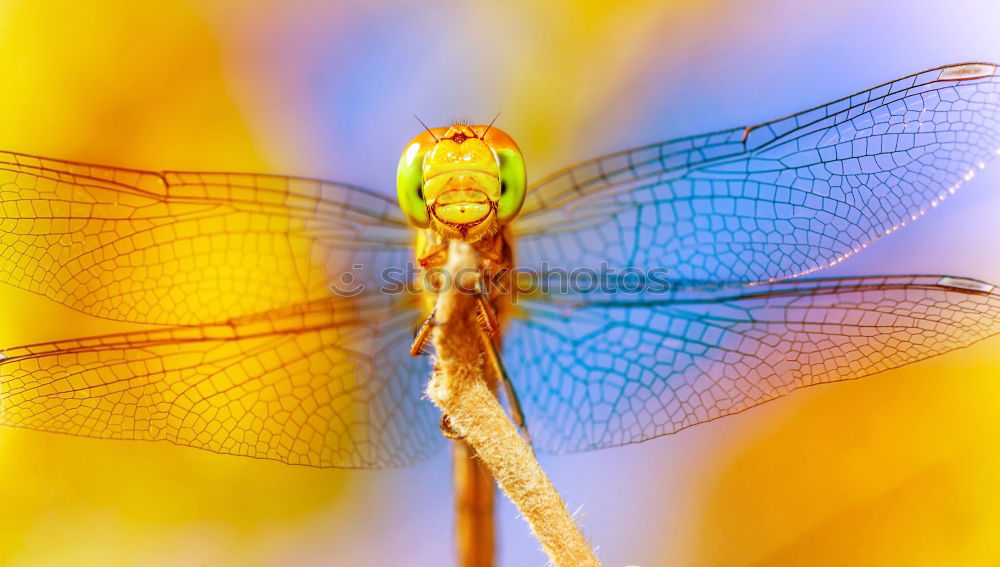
[1, 0, 1000, 565]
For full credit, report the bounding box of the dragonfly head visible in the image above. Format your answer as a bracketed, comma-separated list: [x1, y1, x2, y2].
[397, 123, 526, 242]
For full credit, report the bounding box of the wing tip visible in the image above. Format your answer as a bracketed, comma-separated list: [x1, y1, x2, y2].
[937, 276, 995, 293]
[937, 62, 998, 81]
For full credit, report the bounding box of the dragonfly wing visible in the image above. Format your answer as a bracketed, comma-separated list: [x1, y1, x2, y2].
[0, 294, 440, 468]
[0, 152, 412, 324]
[515, 63, 1000, 283]
[503, 275, 1000, 453]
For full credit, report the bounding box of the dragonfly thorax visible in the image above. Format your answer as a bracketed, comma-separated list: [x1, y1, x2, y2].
[397, 123, 527, 242]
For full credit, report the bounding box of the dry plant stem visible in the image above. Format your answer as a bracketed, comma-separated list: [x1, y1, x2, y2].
[453, 439, 495, 567]
[427, 241, 602, 567]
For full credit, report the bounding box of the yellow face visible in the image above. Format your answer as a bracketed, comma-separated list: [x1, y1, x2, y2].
[397, 123, 526, 242]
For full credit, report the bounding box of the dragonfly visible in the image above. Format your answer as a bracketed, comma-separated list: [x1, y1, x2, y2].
[1, 62, 999, 474]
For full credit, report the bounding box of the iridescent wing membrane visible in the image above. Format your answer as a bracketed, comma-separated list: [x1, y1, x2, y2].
[505, 275, 1000, 453]
[2, 63, 1000, 466]
[0, 153, 412, 324]
[0, 155, 438, 467]
[504, 62, 1000, 452]
[0, 295, 437, 468]
[515, 63, 1000, 282]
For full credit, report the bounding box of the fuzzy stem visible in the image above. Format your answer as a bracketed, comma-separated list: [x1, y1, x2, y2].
[426, 241, 601, 567]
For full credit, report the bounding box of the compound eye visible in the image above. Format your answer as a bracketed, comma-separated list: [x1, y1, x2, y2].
[496, 148, 526, 223]
[396, 140, 430, 227]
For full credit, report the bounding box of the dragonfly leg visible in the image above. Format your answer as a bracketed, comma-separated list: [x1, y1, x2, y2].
[424, 270, 529, 443]
[418, 242, 448, 268]
[480, 330, 531, 445]
[412, 277, 499, 358]
[475, 278, 499, 338]
[410, 309, 436, 357]
[472, 276, 530, 442]
[439, 414, 464, 439]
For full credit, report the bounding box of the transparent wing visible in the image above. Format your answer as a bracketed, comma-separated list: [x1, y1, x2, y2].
[503, 275, 1000, 453]
[0, 294, 439, 468]
[0, 151, 411, 324]
[515, 63, 1000, 283]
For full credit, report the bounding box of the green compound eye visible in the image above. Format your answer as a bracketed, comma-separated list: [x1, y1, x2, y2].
[496, 147, 526, 223]
[396, 141, 430, 227]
